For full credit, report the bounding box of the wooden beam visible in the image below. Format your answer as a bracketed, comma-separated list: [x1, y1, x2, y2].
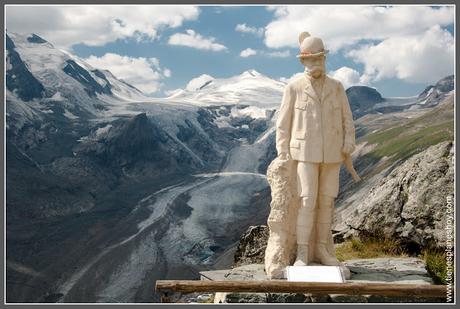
[155, 280, 446, 298]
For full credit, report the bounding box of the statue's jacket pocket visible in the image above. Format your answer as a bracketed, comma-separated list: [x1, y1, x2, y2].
[292, 102, 308, 139]
[289, 139, 301, 149]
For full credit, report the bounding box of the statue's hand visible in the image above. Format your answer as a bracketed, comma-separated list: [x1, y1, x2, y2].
[278, 152, 291, 161]
[342, 143, 355, 155]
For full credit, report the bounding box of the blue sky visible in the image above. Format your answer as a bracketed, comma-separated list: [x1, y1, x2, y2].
[6, 5, 455, 97]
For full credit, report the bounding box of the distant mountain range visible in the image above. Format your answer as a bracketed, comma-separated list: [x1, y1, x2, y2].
[5, 32, 454, 303]
[346, 75, 454, 119]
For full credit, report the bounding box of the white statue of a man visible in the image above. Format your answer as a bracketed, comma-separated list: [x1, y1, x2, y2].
[275, 32, 356, 266]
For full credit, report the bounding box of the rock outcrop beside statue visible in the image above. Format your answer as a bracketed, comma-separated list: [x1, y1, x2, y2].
[333, 140, 454, 250]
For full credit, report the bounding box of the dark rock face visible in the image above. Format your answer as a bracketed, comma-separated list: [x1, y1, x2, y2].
[91, 69, 114, 91]
[196, 105, 272, 150]
[434, 75, 454, 93]
[346, 86, 385, 119]
[417, 75, 454, 107]
[26, 33, 49, 44]
[6, 34, 45, 101]
[198, 80, 213, 90]
[419, 75, 454, 98]
[6, 115, 113, 220]
[233, 225, 269, 267]
[77, 113, 172, 169]
[176, 118, 220, 166]
[267, 293, 310, 303]
[258, 133, 276, 174]
[63, 60, 112, 97]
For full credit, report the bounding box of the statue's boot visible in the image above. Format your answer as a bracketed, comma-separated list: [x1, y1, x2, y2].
[294, 196, 316, 266]
[315, 194, 340, 266]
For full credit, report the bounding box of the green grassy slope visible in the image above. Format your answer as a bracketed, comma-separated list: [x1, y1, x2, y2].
[359, 95, 454, 167]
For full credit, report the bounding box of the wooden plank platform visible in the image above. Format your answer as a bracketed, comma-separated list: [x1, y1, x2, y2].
[155, 279, 447, 300]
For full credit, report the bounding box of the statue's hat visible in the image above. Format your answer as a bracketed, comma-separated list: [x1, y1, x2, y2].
[297, 32, 329, 58]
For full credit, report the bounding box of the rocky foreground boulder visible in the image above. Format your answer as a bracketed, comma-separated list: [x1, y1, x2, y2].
[233, 225, 269, 267]
[334, 141, 454, 251]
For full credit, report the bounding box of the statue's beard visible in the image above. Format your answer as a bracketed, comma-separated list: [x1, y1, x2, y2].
[304, 66, 324, 79]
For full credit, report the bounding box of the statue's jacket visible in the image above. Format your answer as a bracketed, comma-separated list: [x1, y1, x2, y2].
[276, 74, 356, 163]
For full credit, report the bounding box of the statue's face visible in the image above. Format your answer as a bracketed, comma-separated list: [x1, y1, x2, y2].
[301, 55, 325, 79]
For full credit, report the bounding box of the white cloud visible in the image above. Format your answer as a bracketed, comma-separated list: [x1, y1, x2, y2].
[279, 72, 304, 83]
[264, 5, 454, 84]
[240, 48, 257, 58]
[329, 66, 366, 89]
[163, 68, 172, 78]
[239, 48, 290, 58]
[235, 23, 264, 37]
[186, 74, 214, 91]
[266, 50, 290, 58]
[6, 5, 200, 48]
[168, 29, 227, 51]
[84, 53, 170, 95]
[347, 25, 454, 84]
[264, 5, 454, 51]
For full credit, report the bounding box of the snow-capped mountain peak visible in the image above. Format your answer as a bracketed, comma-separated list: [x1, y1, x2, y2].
[165, 69, 285, 108]
[6, 31, 153, 121]
[240, 69, 262, 78]
[416, 75, 454, 106]
[165, 88, 186, 99]
[7, 32, 54, 48]
[185, 74, 215, 91]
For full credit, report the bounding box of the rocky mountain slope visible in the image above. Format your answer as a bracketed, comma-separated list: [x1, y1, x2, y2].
[417, 75, 455, 107]
[346, 86, 385, 119]
[334, 140, 454, 251]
